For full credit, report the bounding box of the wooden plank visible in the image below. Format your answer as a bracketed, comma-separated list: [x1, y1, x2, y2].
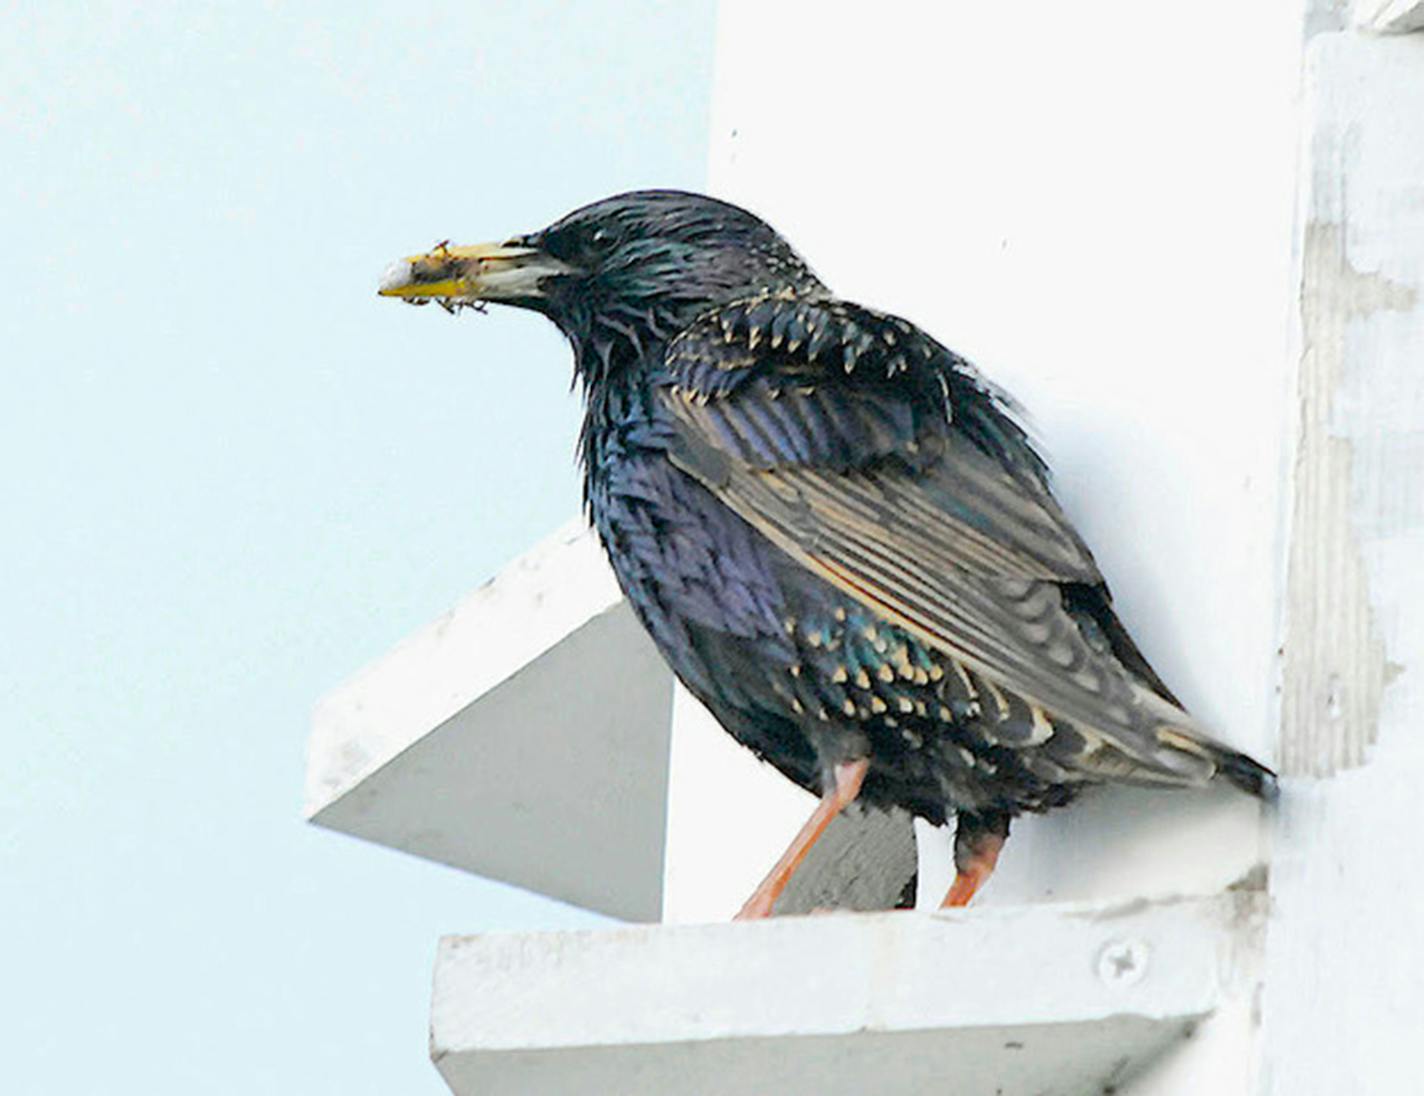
[432, 894, 1265, 1096]
[1263, 29, 1424, 1094]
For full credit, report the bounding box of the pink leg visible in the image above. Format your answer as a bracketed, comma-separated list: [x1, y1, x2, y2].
[940, 812, 1009, 908]
[735, 758, 870, 920]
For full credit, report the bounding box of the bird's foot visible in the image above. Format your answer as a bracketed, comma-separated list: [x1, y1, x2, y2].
[940, 812, 1008, 908]
[941, 863, 992, 908]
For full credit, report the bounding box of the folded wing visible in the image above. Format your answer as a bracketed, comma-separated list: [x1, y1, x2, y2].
[660, 294, 1230, 787]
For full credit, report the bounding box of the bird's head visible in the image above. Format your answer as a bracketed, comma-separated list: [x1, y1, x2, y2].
[379, 190, 823, 377]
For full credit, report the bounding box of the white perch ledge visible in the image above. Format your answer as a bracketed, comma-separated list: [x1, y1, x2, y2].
[431, 892, 1266, 1096]
[305, 521, 676, 921]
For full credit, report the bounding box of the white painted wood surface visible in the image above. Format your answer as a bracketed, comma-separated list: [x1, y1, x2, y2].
[1262, 27, 1424, 1094]
[431, 893, 1265, 1096]
[305, 522, 675, 921]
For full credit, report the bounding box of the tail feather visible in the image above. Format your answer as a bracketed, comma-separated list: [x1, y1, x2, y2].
[1210, 743, 1279, 802]
[1154, 725, 1278, 801]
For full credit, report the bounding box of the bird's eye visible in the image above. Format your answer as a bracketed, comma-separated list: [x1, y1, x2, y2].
[534, 223, 615, 264]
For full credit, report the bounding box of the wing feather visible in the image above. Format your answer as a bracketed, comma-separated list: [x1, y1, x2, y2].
[660, 295, 1219, 783]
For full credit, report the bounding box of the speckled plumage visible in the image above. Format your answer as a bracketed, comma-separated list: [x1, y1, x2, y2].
[384, 190, 1275, 897]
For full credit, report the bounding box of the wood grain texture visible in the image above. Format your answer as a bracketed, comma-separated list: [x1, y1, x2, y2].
[1281, 220, 1414, 776]
[1264, 29, 1424, 1095]
[776, 805, 917, 915]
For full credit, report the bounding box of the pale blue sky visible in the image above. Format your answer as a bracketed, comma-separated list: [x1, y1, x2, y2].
[0, 3, 713, 1091]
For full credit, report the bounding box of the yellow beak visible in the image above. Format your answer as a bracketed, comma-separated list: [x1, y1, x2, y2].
[378, 241, 572, 304]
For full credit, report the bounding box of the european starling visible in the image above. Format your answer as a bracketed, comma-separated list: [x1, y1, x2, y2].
[380, 191, 1275, 917]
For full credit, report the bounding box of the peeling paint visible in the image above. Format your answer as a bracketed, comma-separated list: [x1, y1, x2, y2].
[1263, 35, 1424, 1095]
[1280, 221, 1416, 776]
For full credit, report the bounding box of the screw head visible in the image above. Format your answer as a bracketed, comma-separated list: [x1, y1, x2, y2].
[1096, 938, 1150, 987]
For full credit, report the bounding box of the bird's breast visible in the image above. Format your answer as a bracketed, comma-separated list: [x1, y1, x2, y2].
[586, 442, 789, 651]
